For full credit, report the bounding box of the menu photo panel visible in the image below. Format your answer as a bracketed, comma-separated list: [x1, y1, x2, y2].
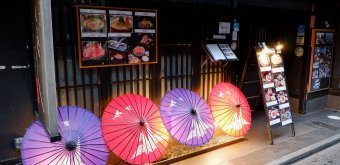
[76, 6, 158, 68]
[256, 43, 293, 127]
[308, 29, 335, 92]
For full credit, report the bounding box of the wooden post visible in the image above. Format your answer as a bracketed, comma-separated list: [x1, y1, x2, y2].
[32, 0, 60, 142]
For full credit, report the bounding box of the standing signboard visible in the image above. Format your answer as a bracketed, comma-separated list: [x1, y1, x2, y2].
[255, 42, 295, 144]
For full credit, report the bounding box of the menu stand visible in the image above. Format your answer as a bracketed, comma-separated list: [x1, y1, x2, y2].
[255, 42, 295, 145]
[201, 41, 239, 64]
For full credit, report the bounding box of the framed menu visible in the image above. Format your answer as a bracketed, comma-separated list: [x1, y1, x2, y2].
[308, 29, 335, 92]
[76, 6, 157, 68]
[202, 41, 238, 62]
[256, 47, 293, 127]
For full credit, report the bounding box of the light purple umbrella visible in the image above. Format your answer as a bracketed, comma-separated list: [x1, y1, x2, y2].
[21, 106, 109, 165]
[160, 88, 215, 146]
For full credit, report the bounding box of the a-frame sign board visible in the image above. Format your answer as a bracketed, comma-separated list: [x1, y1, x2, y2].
[255, 42, 295, 145]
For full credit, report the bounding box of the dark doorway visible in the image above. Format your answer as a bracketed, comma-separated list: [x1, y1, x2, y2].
[0, 1, 35, 162]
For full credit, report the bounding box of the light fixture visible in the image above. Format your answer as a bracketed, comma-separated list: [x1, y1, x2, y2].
[276, 42, 283, 53]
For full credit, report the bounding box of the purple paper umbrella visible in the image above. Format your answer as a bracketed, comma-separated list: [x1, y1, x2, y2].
[160, 88, 215, 146]
[21, 106, 109, 165]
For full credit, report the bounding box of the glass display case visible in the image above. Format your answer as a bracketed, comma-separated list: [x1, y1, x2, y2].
[308, 29, 335, 92]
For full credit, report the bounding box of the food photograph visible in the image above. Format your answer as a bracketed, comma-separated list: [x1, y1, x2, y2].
[135, 16, 155, 29]
[270, 53, 283, 67]
[81, 41, 108, 66]
[128, 45, 150, 64]
[108, 37, 128, 52]
[82, 41, 106, 60]
[80, 13, 106, 33]
[264, 88, 277, 103]
[139, 33, 154, 47]
[261, 71, 273, 85]
[268, 105, 280, 121]
[108, 51, 127, 64]
[124, 33, 156, 64]
[273, 72, 286, 88]
[110, 15, 133, 32]
[280, 108, 292, 122]
[276, 91, 288, 104]
[257, 53, 271, 68]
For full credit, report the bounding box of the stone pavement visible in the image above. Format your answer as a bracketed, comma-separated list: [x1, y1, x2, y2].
[172, 109, 340, 165]
[291, 141, 340, 165]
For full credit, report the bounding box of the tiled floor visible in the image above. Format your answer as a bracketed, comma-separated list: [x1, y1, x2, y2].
[172, 109, 340, 165]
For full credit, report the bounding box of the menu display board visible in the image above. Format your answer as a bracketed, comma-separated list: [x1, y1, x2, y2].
[76, 6, 157, 68]
[202, 43, 238, 62]
[256, 48, 293, 126]
[308, 29, 335, 92]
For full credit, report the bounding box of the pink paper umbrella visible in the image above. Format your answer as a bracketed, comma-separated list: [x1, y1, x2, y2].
[21, 106, 109, 165]
[160, 88, 215, 146]
[102, 94, 169, 165]
[209, 83, 252, 137]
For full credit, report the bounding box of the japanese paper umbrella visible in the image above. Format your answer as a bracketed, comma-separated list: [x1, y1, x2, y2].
[21, 106, 109, 165]
[102, 94, 169, 165]
[209, 82, 252, 137]
[160, 88, 215, 146]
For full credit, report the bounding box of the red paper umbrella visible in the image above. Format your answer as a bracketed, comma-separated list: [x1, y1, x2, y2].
[209, 83, 252, 137]
[102, 94, 169, 165]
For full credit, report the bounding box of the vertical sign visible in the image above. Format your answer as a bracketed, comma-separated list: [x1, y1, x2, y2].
[32, 0, 60, 141]
[256, 44, 293, 126]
